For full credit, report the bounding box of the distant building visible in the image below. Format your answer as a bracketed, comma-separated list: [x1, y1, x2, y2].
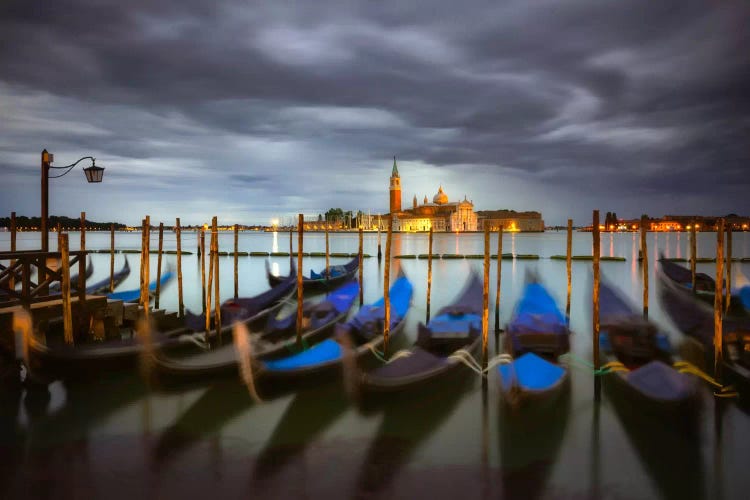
[388, 158, 478, 232]
[476, 210, 545, 232]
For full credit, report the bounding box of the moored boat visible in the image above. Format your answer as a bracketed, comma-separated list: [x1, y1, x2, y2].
[498, 274, 570, 407]
[153, 280, 360, 380]
[266, 256, 359, 291]
[599, 275, 698, 415]
[256, 271, 413, 384]
[357, 270, 482, 394]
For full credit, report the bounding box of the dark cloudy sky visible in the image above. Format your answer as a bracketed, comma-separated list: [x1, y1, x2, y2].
[1, 0, 748, 226]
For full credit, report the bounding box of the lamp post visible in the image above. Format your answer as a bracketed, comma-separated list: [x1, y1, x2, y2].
[41, 149, 105, 252]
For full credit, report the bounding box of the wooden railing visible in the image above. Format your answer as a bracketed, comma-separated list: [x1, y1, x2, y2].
[0, 250, 88, 308]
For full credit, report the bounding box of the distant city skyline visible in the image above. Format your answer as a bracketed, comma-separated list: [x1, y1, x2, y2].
[1, 1, 748, 227]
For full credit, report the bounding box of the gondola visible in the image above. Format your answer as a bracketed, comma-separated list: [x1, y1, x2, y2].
[357, 271, 482, 394]
[106, 265, 175, 303]
[257, 271, 413, 383]
[153, 280, 360, 380]
[48, 256, 94, 292]
[266, 256, 359, 291]
[598, 275, 698, 415]
[498, 274, 570, 407]
[25, 268, 298, 378]
[659, 256, 748, 316]
[657, 262, 750, 399]
[84, 257, 131, 296]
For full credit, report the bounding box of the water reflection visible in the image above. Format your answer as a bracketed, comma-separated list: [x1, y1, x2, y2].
[604, 378, 705, 500]
[497, 388, 571, 499]
[353, 376, 474, 498]
[251, 382, 349, 488]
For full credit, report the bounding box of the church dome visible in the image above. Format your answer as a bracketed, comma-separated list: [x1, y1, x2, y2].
[433, 185, 448, 205]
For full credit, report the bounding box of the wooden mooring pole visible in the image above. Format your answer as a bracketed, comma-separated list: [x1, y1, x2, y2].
[296, 214, 304, 347]
[640, 215, 649, 319]
[79, 211, 86, 302]
[234, 223, 239, 299]
[56, 223, 62, 253]
[9, 212, 16, 290]
[109, 223, 115, 292]
[358, 227, 364, 306]
[383, 220, 393, 354]
[325, 225, 330, 279]
[690, 221, 697, 292]
[155, 222, 164, 309]
[495, 224, 504, 333]
[482, 224, 490, 370]
[725, 225, 732, 314]
[715, 219, 725, 381]
[140, 216, 150, 322]
[205, 223, 215, 335]
[60, 233, 73, 345]
[566, 219, 572, 320]
[212, 216, 221, 338]
[377, 221, 382, 261]
[426, 226, 433, 323]
[593, 210, 601, 402]
[176, 218, 184, 318]
[201, 227, 206, 313]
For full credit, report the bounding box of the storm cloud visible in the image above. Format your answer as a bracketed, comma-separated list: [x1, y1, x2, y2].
[1, 0, 748, 225]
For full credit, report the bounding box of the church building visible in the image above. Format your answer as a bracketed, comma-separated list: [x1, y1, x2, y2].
[388, 157, 478, 232]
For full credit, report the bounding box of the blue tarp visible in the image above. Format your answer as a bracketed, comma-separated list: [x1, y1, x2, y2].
[429, 312, 481, 337]
[498, 352, 565, 392]
[510, 283, 566, 334]
[107, 271, 174, 302]
[263, 338, 342, 371]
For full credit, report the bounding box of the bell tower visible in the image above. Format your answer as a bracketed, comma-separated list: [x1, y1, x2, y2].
[389, 156, 401, 214]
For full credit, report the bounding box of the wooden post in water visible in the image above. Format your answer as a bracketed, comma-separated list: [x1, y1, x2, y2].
[715, 218, 725, 381]
[691, 222, 697, 293]
[205, 222, 215, 335]
[79, 211, 86, 303]
[212, 217, 221, 337]
[426, 226, 433, 323]
[200, 228, 206, 313]
[175, 218, 184, 318]
[482, 224, 490, 370]
[56, 223, 62, 252]
[141, 216, 150, 322]
[593, 210, 601, 402]
[495, 224, 504, 333]
[725, 225, 732, 314]
[155, 222, 164, 309]
[109, 223, 115, 292]
[234, 223, 239, 299]
[60, 233, 73, 345]
[9, 212, 16, 290]
[383, 220, 393, 353]
[358, 227, 364, 306]
[566, 219, 572, 320]
[640, 215, 649, 319]
[377, 220, 382, 261]
[325, 225, 330, 279]
[296, 214, 304, 347]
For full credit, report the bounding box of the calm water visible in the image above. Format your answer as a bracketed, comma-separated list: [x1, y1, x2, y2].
[2, 230, 750, 499]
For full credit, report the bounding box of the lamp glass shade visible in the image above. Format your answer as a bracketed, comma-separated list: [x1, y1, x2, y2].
[83, 165, 104, 183]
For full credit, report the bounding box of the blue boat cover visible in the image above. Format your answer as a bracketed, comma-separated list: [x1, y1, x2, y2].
[310, 266, 345, 280]
[351, 276, 413, 331]
[327, 281, 360, 311]
[498, 352, 565, 392]
[107, 271, 174, 302]
[625, 360, 694, 401]
[739, 286, 750, 311]
[428, 312, 481, 338]
[263, 338, 342, 370]
[510, 283, 566, 334]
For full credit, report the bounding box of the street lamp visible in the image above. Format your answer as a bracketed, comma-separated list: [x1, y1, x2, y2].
[41, 149, 105, 252]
